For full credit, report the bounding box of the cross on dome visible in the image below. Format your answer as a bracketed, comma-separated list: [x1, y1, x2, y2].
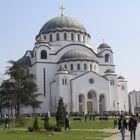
[59, 4, 65, 16]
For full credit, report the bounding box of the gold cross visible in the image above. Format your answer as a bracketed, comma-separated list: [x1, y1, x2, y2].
[59, 4, 65, 16]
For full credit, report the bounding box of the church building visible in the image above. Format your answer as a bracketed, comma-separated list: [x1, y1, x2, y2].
[19, 6, 129, 114]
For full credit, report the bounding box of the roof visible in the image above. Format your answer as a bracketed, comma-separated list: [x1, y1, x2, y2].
[98, 43, 111, 49]
[104, 69, 115, 73]
[17, 56, 31, 66]
[117, 75, 125, 79]
[60, 49, 94, 61]
[39, 16, 86, 34]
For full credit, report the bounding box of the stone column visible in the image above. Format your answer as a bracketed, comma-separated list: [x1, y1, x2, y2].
[96, 95, 99, 113]
[84, 94, 87, 114]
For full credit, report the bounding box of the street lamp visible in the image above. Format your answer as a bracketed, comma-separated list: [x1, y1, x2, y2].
[117, 102, 119, 111]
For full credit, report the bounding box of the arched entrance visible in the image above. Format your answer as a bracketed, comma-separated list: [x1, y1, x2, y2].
[99, 94, 105, 113]
[79, 94, 84, 113]
[87, 91, 97, 113]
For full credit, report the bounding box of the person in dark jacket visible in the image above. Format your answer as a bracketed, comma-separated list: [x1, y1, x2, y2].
[65, 116, 70, 130]
[4, 115, 10, 130]
[128, 115, 137, 140]
[118, 114, 127, 140]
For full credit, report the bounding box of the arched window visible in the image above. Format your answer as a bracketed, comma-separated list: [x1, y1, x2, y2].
[105, 54, 110, 62]
[84, 63, 87, 70]
[62, 77, 67, 85]
[64, 33, 67, 40]
[44, 35, 46, 40]
[83, 35, 85, 42]
[56, 33, 59, 41]
[70, 64, 73, 70]
[50, 34, 52, 42]
[78, 34, 80, 41]
[41, 50, 47, 59]
[71, 33, 74, 41]
[90, 64, 92, 71]
[79, 95, 83, 103]
[87, 92, 93, 99]
[64, 64, 67, 69]
[77, 63, 80, 70]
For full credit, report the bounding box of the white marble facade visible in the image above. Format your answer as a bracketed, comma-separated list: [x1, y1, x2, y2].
[20, 12, 129, 114]
[129, 91, 140, 114]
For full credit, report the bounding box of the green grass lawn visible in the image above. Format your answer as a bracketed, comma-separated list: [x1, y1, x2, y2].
[0, 116, 114, 129]
[0, 130, 113, 140]
[0, 116, 116, 140]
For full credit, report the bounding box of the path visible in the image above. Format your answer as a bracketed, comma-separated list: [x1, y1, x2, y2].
[104, 123, 140, 140]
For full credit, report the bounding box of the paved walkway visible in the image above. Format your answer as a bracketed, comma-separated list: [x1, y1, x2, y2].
[104, 123, 140, 140]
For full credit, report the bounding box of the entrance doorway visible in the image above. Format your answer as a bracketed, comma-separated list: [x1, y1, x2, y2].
[87, 91, 96, 113]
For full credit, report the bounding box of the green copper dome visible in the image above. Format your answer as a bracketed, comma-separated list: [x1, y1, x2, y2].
[39, 16, 86, 34]
[61, 49, 94, 61]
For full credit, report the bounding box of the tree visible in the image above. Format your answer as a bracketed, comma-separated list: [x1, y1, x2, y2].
[56, 97, 66, 126]
[5, 60, 42, 117]
[0, 81, 15, 116]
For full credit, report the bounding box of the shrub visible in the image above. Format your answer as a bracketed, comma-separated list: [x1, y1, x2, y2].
[47, 125, 54, 131]
[54, 126, 62, 132]
[45, 125, 62, 132]
[28, 126, 33, 132]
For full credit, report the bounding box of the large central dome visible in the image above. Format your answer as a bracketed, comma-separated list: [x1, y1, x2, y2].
[39, 16, 86, 34]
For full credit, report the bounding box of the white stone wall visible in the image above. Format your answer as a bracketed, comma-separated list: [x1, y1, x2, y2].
[71, 71, 110, 113]
[117, 80, 129, 112]
[129, 91, 140, 113]
[105, 74, 118, 111]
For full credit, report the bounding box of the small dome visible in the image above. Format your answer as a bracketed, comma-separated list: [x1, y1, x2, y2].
[118, 75, 125, 79]
[60, 49, 94, 61]
[39, 16, 86, 34]
[57, 65, 68, 74]
[58, 65, 67, 72]
[105, 69, 115, 74]
[98, 43, 111, 49]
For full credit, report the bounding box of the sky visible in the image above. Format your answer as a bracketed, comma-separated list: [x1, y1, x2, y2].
[0, 0, 140, 92]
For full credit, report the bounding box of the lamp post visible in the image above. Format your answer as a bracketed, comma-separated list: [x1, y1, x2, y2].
[117, 102, 119, 111]
[117, 102, 119, 115]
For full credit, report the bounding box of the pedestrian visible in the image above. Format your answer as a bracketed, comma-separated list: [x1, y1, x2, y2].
[118, 114, 127, 140]
[65, 116, 70, 130]
[128, 115, 137, 140]
[113, 117, 117, 129]
[84, 114, 87, 122]
[4, 115, 10, 130]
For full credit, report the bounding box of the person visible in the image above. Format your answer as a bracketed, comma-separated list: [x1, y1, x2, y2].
[84, 114, 87, 122]
[4, 115, 10, 130]
[118, 114, 127, 140]
[128, 115, 137, 140]
[113, 117, 117, 129]
[43, 113, 50, 130]
[65, 116, 70, 130]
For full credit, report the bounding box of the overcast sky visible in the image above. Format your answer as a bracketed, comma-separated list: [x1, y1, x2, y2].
[0, 0, 140, 92]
